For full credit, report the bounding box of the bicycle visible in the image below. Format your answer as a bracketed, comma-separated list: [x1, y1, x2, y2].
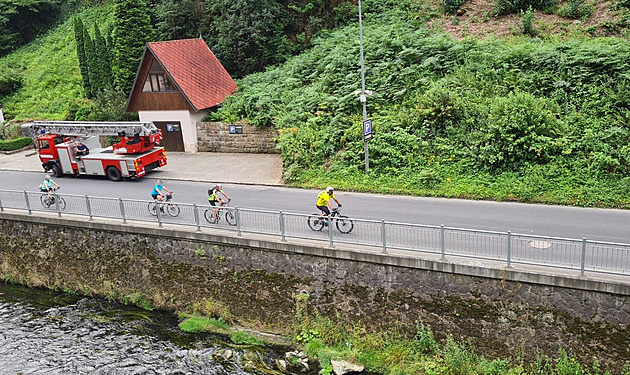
[40, 187, 66, 210]
[307, 207, 354, 234]
[204, 200, 236, 226]
[148, 194, 180, 217]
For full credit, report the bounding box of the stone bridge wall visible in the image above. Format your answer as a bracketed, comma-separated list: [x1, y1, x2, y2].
[0, 212, 628, 371]
[196, 121, 279, 153]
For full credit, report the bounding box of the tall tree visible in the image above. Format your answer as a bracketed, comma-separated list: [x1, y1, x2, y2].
[93, 23, 113, 91]
[83, 24, 97, 98]
[73, 17, 92, 98]
[111, 0, 155, 94]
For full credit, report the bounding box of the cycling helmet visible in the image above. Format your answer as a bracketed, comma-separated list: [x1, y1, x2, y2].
[326, 186, 334, 193]
[215, 184, 222, 189]
[45, 175, 51, 180]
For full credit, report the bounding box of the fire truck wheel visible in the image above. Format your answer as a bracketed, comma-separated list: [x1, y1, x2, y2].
[50, 163, 62, 178]
[106, 166, 123, 182]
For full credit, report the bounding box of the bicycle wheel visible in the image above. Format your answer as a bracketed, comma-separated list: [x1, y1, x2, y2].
[167, 203, 180, 217]
[335, 215, 354, 234]
[148, 201, 157, 216]
[204, 209, 217, 223]
[40, 194, 51, 208]
[56, 196, 67, 210]
[307, 214, 325, 231]
[225, 210, 236, 226]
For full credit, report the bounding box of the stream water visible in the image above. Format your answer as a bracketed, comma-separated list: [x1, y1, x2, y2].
[0, 282, 305, 374]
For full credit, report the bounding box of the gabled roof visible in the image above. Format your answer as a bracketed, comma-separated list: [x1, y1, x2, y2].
[144, 38, 237, 111]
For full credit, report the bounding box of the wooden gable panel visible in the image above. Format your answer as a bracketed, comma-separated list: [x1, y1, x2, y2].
[127, 53, 193, 112]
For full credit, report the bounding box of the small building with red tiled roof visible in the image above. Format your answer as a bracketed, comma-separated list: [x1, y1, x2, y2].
[126, 38, 237, 152]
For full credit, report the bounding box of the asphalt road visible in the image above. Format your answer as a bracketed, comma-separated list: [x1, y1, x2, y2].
[1, 170, 629, 244]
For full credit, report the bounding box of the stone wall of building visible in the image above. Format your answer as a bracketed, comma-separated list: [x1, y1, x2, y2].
[0, 212, 628, 371]
[196, 121, 279, 153]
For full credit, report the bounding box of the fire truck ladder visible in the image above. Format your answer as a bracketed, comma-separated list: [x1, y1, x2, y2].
[21, 121, 161, 138]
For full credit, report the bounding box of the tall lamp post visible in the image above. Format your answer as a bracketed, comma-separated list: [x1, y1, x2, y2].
[358, 0, 371, 174]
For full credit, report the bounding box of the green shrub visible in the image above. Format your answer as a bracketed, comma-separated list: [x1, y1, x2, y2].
[474, 92, 562, 170]
[521, 7, 538, 36]
[413, 324, 438, 355]
[444, 0, 466, 14]
[0, 137, 32, 152]
[557, 0, 595, 19]
[495, 0, 556, 15]
[0, 71, 23, 97]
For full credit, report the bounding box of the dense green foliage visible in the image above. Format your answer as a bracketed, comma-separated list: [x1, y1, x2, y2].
[111, 0, 154, 94]
[0, 5, 110, 120]
[0, 136, 31, 151]
[211, 0, 630, 207]
[146, 0, 356, 78]
[0, 0, 62, 57]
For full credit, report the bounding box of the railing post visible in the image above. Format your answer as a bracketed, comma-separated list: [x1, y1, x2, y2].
[54, 190, 61, 217]
[156, 201, 163, 227]
[580, 237, 587, 278]
[24, 191, 31, 215]
[235, 207, 242, 236]
[193, 203, 201, 232]
[0, 193, 4, 212]
[119, 198, 126, 224]
[506, 231, 512, 269]
[381, 219, 387, 254]
[85, 195, 93, 221]
[279, 211, 286, 242]
[328, 217, 335, 248]
[440, 224, 446, 261]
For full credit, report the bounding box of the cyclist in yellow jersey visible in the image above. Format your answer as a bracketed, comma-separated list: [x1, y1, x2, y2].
[316, 186, 342, 218]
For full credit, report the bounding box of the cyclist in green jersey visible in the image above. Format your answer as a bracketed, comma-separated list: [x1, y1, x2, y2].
[316, 186, 342, 221]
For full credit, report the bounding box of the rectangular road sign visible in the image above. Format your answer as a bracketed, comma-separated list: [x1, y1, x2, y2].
[363, 119, 373, 141]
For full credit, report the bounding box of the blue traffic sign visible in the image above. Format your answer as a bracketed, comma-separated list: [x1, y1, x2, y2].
[363, 119, 373, 141]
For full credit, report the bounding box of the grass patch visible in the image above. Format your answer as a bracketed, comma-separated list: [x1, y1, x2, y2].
[292, 317, 624, 375]
[230, 331, 264, 346]
[178, 315, 230, 333]
[122, 292, 153, 311]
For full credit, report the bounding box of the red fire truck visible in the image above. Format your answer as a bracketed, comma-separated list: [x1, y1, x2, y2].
[21, 121, 168, 181]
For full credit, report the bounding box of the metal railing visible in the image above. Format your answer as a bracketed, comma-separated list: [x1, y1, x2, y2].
[0, 189, 629, 279]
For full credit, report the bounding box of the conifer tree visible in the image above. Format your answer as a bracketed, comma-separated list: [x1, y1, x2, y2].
[84, 25, 98, 99]
[93, 23, 113, 91]
[73, 17, 92, 98]
[111, 0, 155, 94]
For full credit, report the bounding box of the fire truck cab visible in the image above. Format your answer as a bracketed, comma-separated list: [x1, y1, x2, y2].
[23, 121, 168, 181]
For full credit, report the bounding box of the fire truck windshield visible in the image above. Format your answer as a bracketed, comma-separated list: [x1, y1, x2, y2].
[39, 140, 50, 150]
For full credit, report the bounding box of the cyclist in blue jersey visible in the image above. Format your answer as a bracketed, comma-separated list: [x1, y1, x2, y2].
[40, 175, 60, 206]
[151, 179, 172, 202]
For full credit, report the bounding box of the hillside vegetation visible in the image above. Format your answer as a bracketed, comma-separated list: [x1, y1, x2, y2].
[0, 5, 111, 121]
[210, 0, 630, 207]
[1, 0, 630, 208]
